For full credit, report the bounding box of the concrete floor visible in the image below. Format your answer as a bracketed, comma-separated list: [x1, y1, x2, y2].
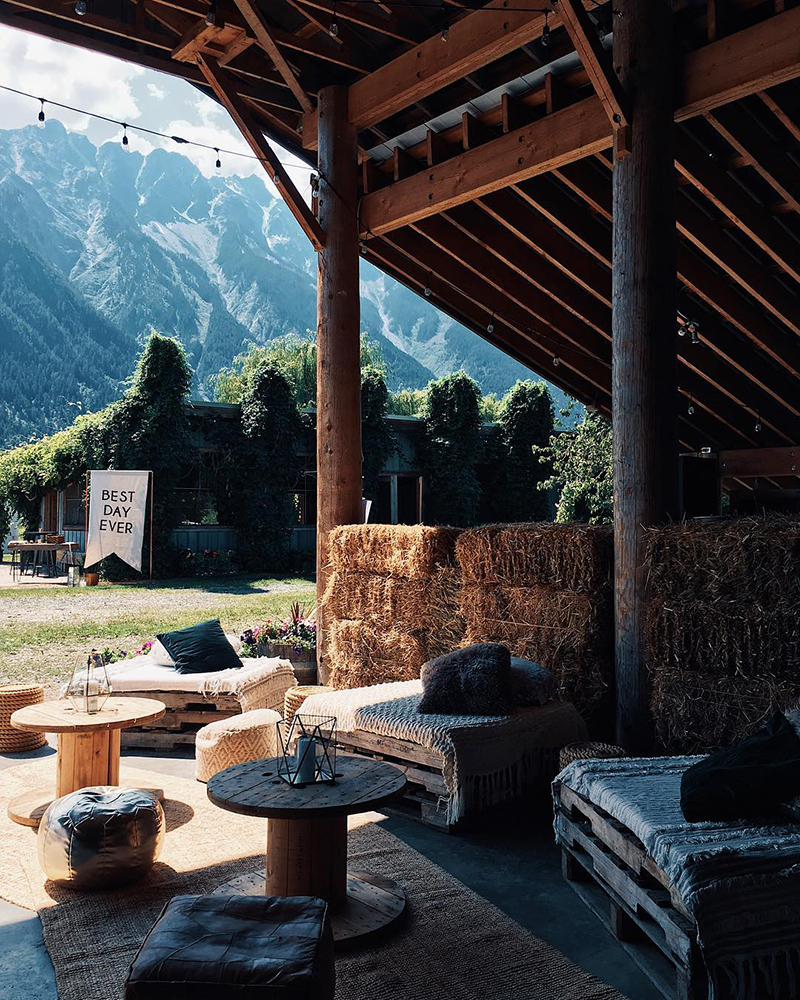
[0, 743, 661, 1000]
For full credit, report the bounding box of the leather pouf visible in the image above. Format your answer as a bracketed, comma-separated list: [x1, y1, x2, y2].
[195, 708, 282, 783]
[38, 787, 164, 889]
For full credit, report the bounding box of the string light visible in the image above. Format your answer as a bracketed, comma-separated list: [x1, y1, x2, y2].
[75, 0, 87, 14]
[214, 147, 221, 169]
[329, 2, 339, 36]
[37, 98, 45, 126]
[121, 123, 129, 150]
[359, 239, 369, 256]
[205, 1, 216, 26]
[486, 312, 495, 334]
[424, 274, 432, 297]
[754, 413, 762, 433]
[541, 10, 551, 47]
[687, 395, 695, 416]
[552, 344, 560, 366]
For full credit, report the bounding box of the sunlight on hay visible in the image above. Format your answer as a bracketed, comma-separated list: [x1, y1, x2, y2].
[327, 524, 461, 578]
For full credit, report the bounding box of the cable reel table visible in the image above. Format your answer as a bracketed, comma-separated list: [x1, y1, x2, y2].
[8, 697, 166, 827]
[207, 753, 408, 947]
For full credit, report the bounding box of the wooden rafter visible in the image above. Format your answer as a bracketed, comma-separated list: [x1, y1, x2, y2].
[555, 0, 629, 131]
[232, 0, 313, 112]
[197, 54, 324, 250]
[294, 0, 422, 45]
[301, 0, 558, 147]
[359, 11, 800, 236]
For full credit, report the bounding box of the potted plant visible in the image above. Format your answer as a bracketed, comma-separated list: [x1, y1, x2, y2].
[241, 602, 317, 683]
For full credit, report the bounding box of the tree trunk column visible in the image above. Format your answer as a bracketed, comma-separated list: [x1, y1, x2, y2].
[612, 0, 678, 751]
[316, 85, 362, 685]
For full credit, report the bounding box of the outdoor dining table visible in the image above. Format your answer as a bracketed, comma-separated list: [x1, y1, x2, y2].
[8, 540, 78, 580]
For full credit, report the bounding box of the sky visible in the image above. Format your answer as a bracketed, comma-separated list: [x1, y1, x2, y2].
[0, 21, 314, 202]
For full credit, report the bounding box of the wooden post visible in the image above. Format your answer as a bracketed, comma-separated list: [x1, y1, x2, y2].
[316, 85, 362, 685]
[612, 0, 678, 751]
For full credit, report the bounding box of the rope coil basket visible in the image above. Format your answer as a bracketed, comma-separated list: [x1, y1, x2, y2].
[559, 741, 627, 771]
[0, 685, 47, 752]
[283, 685, 333, 727]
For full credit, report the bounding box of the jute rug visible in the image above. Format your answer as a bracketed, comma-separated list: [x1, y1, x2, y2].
[0, 758, 627, 1000]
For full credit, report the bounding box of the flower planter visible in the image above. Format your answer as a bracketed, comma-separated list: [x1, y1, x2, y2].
[84, 572, 100, 587]
[258, 642, 317, 685]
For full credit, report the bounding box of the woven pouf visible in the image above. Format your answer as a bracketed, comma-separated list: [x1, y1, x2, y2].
[283, 685, 333, 727]
[195, 708, 282, 783]
[0, 685, 47, 752]
[559, 741, 627, 771]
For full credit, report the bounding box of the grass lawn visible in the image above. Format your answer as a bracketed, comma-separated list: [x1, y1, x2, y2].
[0, 573, 315, 693]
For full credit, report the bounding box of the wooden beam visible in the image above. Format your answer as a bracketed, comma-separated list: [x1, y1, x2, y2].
[196, 55, 324, 251]
[231, 0, 313, 112]
[315, 85, 363, 685]
[294, 0, 422, 45]
[556, 0, 629, 129]
[360, 97, 610, 235]
[719, 446, 800, 479]
[612, 0, 678, 752]
[302, 0, 553, 146]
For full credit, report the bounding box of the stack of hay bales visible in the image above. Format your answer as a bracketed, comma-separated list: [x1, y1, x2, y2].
[454, 524, 614, 720]
[323, 524, 463, 689]
[647, 517, 800, 752]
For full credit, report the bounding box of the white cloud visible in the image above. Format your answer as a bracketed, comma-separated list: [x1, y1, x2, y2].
[147, 83, 166, 100]
[0, 23, 143, 139]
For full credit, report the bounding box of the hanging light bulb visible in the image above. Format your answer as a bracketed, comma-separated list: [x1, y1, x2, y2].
[121, 124, 129, 150]
[424, 275, 432, 297]
[541, 12, 551, 48]
[75, 0, 87, 14]
[214, 147, 221, 170]
[689, 322, 700, 345]
[329, 2, 338, 36]
[552, 349, 560, 367]
[486, 313, 495, 334]
[754, 414, 762, 433]
[205, 0, 216, 26]
[359, 239, 368, 256]
[37, 98, 45, 127]
[687, 396, 695, 416]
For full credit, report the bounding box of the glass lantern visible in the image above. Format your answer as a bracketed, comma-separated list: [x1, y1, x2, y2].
[67, 650, 111, 714]
[276, 714, 337, 787]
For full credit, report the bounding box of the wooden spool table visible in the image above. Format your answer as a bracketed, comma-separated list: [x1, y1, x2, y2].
[8, 697, 166, 828]
[207, 753, 407, 948]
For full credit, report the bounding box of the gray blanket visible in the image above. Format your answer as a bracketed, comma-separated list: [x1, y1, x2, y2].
[556, 756, 800, 1000]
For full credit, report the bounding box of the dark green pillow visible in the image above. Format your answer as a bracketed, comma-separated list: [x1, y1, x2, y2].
[156, 619, 243, 674]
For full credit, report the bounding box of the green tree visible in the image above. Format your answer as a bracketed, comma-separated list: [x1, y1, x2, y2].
[216, 360, 302, 569]
[387, 387, 427, 417]
[421, 371, 482, 526]
[499, 380, 554, 521]
[361, 367, 396, 504]
[538, 407, 613, 524]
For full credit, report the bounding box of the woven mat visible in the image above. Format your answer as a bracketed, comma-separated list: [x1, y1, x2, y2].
[0, 758, 627, 1000]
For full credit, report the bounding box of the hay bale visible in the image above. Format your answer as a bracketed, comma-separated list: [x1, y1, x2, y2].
[646, 516, 800, 603]
[328, 524, 461, 579]
[456, 523, 613, 592]
[322, 569, 461, 632]
[646, 600, 800, 679]
[459, 582, 612, 715]
[651, 668, 799, 753]
[328, 619, 427, 690]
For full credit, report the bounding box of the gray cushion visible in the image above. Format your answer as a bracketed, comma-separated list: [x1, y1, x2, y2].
[418, 643, 511, 716]
[510, 658, 555, 706]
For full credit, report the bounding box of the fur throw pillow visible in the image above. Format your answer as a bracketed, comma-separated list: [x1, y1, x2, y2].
[418, 643, 511, 715]
[510, 658, 555, 706]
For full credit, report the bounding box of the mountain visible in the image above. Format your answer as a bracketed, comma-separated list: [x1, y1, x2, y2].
[0, 120, 569, 448]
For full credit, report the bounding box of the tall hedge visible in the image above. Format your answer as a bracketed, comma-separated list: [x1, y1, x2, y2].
[361, 367, 396, 505]
[499, 380, 554, 521]
[421, 371, 482, 526]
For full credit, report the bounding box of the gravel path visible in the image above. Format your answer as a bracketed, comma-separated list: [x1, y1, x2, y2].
[0, 580, 312, 627]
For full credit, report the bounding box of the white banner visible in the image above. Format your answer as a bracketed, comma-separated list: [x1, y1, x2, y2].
[85, 470, 150, 573]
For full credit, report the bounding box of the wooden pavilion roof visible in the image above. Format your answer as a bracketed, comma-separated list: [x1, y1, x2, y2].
[4, 0, 799, 461]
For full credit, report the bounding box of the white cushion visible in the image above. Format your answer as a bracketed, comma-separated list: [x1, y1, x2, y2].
[149, 638, 175, 667]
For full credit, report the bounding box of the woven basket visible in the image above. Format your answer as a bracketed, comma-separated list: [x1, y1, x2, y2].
[559, 741, 627, 771]
[0, 685, 47, 752]
[283, 685, 333, 727]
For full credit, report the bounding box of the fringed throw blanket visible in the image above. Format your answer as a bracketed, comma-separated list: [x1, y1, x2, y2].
[555, 756, 800, 1000]
[200, 658, 296, 713]
[302, 681, 587, 824]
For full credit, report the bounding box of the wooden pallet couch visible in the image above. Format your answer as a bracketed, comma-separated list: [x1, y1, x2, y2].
[301, 680, 587, 831]
[106, 656, 297, 750]
[554, 755, 800, 1000]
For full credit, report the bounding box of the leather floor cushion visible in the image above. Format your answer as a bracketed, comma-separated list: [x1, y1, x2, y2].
[125, 894, 335, 999]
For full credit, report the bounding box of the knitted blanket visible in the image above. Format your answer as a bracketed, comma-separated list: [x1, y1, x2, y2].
[302, 680, 587, 824]
[556, 756, 800, 1000]
[200, 659, 296, 714]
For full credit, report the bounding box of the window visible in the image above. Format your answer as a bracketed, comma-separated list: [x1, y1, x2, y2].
[63, 482, 86, 529]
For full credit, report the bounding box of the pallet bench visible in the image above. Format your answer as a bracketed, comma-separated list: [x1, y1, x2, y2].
[116, 690, 241, 751]
[554, 783, 708, 1000]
